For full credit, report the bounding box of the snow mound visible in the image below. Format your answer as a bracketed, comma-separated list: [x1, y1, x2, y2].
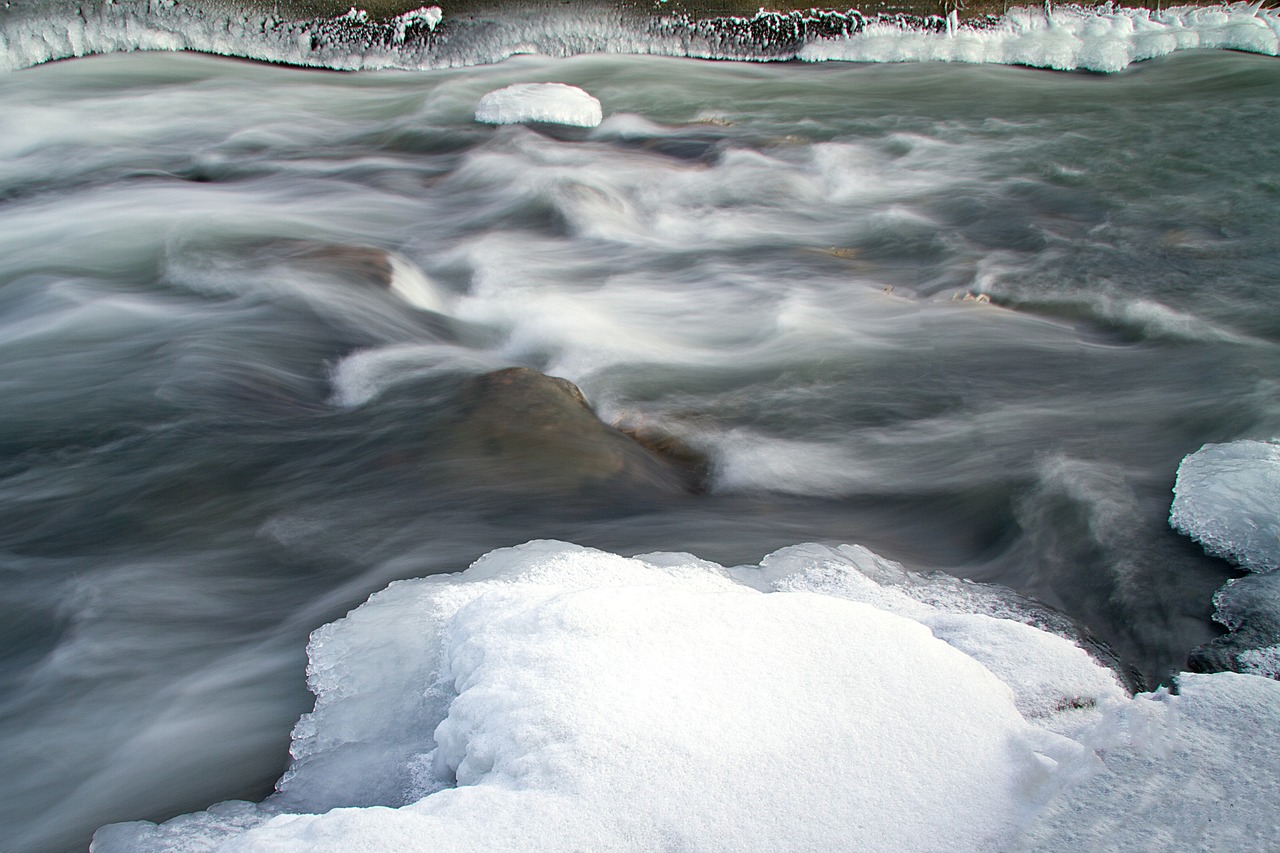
[95, 540, 1116, 852]
[1170, 440, 1280, 572]
[475, 83, 603, 128]
[91, 541, 1280, 852]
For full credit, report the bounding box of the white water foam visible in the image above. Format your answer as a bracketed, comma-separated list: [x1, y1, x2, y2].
[1170, 439, 1280, 572]
[801, 4, 1280, 72]
[1, 2, 1278, 74]
[475, 83, 603, 128]
[327, 344, 502, 407]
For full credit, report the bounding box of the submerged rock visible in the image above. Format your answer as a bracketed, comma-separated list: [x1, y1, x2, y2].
[617, 420, 711, 496]
[269, 241, 398, 289]
[264, 240, 454, 317]
[437, 367, 707, 498]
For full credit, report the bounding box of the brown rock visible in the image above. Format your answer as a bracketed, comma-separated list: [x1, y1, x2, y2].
[438, 367, 707, 498]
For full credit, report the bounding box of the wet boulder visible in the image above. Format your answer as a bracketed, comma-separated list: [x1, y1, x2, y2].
[436, 367, 707, 498]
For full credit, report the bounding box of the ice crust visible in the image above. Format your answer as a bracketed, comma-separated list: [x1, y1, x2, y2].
[1, 3, 1278, 74]
[474, 83, 604, 128]
[91, 539, 1205, 852]
[1170, 440, 1280, 573]
[800, 3, 1280, 72]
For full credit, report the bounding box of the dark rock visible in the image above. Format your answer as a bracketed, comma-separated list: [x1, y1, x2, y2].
[436, 367, 708, 498]
[617, 421, 711, 495]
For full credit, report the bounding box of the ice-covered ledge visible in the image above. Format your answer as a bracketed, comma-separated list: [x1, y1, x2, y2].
[2, 0, 1278, 73]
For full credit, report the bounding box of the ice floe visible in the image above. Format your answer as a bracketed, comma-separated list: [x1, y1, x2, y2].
[1170, 439, 1280, 573]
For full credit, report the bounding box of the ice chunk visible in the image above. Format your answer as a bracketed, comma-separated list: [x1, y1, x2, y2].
[1238, 645, 1280, 678]
[740, 542, 1102, 654]
[89, 800, 275, 853]
[1170, 440, 1280, 572]
[474, 83, 603, 128]
[737, 542, 1128, 731]
[394, 6, 442, 37]
[923, 613, 1126, 734]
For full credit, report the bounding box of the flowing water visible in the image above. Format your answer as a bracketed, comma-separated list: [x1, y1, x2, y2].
[1, 18, 1279, 852]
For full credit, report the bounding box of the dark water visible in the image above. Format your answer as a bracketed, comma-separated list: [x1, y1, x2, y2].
[1, 47, 1279, 852]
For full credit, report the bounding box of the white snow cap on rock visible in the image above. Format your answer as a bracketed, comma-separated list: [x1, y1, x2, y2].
[475, 83, 603, 128]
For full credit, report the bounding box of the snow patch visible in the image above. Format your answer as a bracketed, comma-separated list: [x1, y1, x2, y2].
[93, 540, 1118, 852]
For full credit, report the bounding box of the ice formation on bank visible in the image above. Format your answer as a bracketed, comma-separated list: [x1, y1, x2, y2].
[474, 83, 604, 128]
[92, 540, 1280, 852]
[1170, 439, 1280, 573]
[1, 2, 1278, 74]
[799, 3, 1280, 73]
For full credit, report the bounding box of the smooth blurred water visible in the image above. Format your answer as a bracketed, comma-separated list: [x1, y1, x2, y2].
[2, 49, 1279, 852]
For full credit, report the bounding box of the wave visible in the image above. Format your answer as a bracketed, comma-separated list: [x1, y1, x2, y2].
[2, 1, 1278, 73]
